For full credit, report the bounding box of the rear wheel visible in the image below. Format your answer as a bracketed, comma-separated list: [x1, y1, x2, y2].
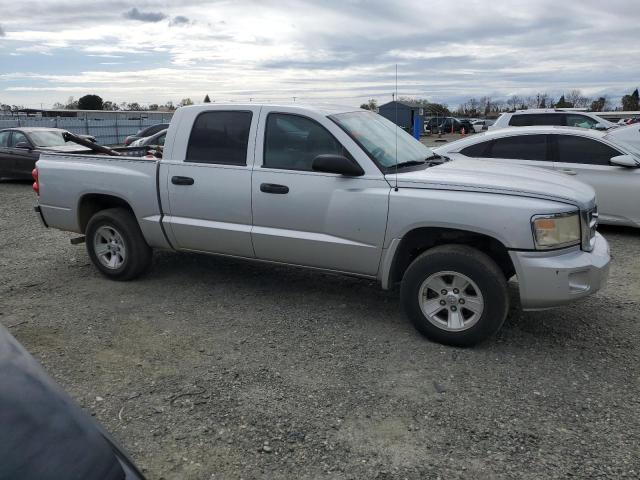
[401, 245, 509, 346]
[85, 208, 152, 280]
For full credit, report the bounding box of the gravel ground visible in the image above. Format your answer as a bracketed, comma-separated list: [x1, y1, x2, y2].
[1, 180, 639, 480]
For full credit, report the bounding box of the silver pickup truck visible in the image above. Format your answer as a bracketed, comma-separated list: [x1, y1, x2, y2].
[33, 104, 610, 346]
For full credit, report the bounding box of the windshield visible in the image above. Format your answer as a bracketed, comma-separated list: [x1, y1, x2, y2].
[29, 130, 69, 147]
[330, 111, 434, 170]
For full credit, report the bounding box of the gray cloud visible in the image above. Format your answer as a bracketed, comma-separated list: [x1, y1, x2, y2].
[0, 24, 5, 37]
[170, 16, 190, 26]
[123, 7, 166, 23]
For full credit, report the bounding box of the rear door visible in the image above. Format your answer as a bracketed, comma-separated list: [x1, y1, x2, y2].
[250, 108, 389, 276]
[551, 134, 638, 225]
[161, 107, 259, 257]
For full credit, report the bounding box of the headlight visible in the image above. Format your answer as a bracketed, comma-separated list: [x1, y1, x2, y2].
[531, 213, 581, 249]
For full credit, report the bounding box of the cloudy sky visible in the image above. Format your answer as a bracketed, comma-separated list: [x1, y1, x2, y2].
[0, 0, 639, 109]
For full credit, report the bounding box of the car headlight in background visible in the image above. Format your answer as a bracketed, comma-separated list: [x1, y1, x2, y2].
[531, 212, 581, 249]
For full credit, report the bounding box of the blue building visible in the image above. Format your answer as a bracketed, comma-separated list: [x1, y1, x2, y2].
[377, 100, 425, 131]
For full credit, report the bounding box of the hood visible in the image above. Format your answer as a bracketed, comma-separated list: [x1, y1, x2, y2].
[387, 158, 595, 209]
[37, 144, 93, 154]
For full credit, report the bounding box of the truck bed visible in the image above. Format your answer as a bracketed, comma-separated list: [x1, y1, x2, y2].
[36, 153, 170, 249]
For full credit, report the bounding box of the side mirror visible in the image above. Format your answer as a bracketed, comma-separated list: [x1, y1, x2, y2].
[610, 154, 639, 168]
[594, 123, 608, 131]
[312, 154, 364, 176]
[14, 142, 32, 150]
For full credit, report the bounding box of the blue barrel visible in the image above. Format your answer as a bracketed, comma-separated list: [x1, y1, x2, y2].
[412, 116, 421, 139]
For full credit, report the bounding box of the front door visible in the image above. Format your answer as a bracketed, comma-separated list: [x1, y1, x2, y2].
[9, 131, 38, 178]
[0, 131, 12, 177]
[163, 109, 258, 257]
[551, 134, 639, 225]
[250, 110, 389, 276]
[482, 134, 554, 171]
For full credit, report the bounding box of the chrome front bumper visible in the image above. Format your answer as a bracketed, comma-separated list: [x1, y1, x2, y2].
[509, 232, 610, 310]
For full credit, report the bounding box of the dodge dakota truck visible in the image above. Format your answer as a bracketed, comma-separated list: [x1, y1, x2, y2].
[33, 104, 610, 346]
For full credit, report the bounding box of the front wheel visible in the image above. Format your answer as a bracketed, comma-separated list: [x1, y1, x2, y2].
[401, 245, 509, 346]
[85, 208, 152, 280]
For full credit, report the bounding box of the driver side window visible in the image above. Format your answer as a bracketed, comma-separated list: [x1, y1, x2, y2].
[10, 132, 29, 148]
[565, 114, 598, 129]
[264, 113, 349, 171]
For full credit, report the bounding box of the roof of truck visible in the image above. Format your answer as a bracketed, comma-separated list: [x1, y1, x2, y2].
[180, 103, 362, 116]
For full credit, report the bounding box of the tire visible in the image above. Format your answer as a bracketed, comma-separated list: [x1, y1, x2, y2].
[85, 208, 152, 281]
[400, 244, 509, 347]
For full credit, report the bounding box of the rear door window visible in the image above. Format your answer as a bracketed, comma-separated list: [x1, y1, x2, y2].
[509, 114, 563, 126]
[486, 134, 548, 161]
[555, 135, 621, 165]
[186, 111, 252, 165]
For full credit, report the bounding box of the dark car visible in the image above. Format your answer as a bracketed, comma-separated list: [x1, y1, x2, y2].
[0, 323, 144, 479]
[124, 123, 170, 146]
[0, 128, 94, 180]
[130, 128, 167, 148]
[424, 117, 473, 134]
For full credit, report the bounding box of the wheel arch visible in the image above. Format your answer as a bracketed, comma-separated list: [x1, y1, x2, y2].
[77, 193, 136, 234]
[384, 226, 516, 289]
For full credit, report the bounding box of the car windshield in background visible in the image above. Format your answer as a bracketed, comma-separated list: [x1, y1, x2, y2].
[330, 111, 434, 170]
[29, 130, 69, 147]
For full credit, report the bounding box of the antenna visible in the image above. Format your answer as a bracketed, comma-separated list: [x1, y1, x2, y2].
[394, 64, 399, 192]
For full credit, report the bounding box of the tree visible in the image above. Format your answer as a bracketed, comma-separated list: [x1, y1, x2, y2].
[102, 101, 119, 111]
[203, 94, 211, 103]
[555, 95, 573, 108]
[148, 104, 159, 111]
[621, 88, 639, 111]
[52, 102, 65, 110]
[566, 89, 589, 108]
[77, 94, 103, 110]
[65, 96, 79, 109]
[179, 98, 194, 107]
[590, 97, 607, 112]
[126, 102, 142, 111]
[359, 99, 377, 111]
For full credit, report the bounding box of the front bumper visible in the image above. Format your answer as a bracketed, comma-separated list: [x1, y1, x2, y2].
[509, 232, 610, 310]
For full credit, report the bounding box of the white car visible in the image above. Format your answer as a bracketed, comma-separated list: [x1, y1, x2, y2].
[434, 126, 640, 227]
[489, 109, 617, 131]
[472, 119, 495, 133]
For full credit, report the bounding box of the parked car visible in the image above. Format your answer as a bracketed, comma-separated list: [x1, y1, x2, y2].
[490, 109, 617, 131]
[471, 119, 495, 133]
[433, 125, 640, 227]
[33, 104, 609, 346]
[124, 123, 170, 146]
[0, 128, 96, 180]
[424, 117, 474, 134]
[130, 128, 167, 147]
[0, 323, 144, 479]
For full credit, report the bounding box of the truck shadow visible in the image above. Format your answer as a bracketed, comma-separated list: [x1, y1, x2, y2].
[146, 250, 616, 350]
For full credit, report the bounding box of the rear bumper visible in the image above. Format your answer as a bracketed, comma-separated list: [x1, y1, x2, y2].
[509, 232, 610, 310]
[34, 205, 48, 228]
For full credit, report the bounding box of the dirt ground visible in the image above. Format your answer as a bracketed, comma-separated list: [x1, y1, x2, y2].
[1, 180, 639, 479]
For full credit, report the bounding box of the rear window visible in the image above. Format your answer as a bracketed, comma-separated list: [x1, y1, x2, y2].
[487, 134, 548, 161]
[186, 111, 252, 165]
[509, 114, 563, 127]
[460, 141, 490, 157]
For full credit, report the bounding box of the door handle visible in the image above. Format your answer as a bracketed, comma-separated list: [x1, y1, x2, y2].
[171, 176, 194, 185]
[559, 169, 577, 175]
[260, 183, 289, 194]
